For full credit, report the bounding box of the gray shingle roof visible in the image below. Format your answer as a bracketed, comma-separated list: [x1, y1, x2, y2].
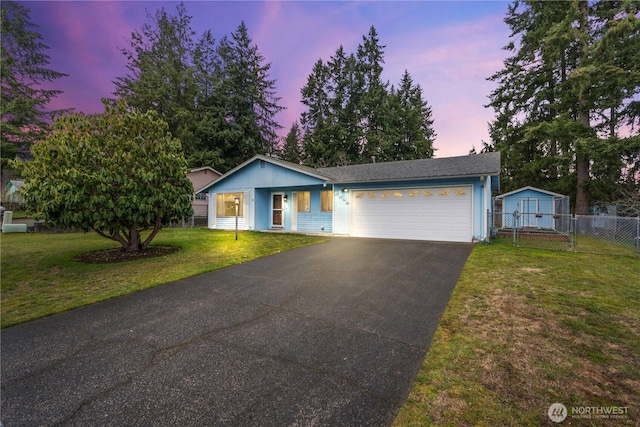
[316, 152, 500, 183]
[199, 152, 501, 193]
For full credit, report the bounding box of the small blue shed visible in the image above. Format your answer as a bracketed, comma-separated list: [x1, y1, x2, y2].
[494, 186, 569, 230]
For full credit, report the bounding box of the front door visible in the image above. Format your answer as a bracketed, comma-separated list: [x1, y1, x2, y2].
[272, 193, 283, 228]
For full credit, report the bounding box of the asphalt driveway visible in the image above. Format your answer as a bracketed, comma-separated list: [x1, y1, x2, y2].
[1, 237, 472, 426]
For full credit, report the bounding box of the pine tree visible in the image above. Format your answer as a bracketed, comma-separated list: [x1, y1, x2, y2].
[388, 70, 435, 160]
[190, 30, 228, 171]
[281, 122, 302, 164]
[357, 26, 389, 162]
[300, 59, 332, 167]
[299, 27, 436, 167]
[113, 3, 198, 154]
[1, 0, 68, 172]
[326, 46, 362, 165]
[487, 0, 640, 213]
[218, 22, 284, 166]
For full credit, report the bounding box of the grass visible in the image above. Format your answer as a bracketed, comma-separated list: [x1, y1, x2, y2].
[394, 237, 640, 426]
[516, 234, 639, 257]
[0, 228, 324, 328]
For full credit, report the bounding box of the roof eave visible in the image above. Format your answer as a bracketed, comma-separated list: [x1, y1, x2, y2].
[326, 171, 500, 185]
[196, 154, 331, 193]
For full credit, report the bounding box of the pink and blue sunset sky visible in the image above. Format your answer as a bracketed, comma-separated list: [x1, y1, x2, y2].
[22, 0, 512, 157]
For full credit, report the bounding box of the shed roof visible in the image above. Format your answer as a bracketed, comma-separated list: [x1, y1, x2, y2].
[494, 185, 566, 199]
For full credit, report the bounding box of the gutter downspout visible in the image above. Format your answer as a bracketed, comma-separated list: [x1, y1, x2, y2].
[482, 175, 490, 241]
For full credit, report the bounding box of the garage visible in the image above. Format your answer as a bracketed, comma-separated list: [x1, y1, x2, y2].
[349, 185, 473, 242]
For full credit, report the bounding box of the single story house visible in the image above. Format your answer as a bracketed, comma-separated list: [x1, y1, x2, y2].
[187, 167, 222, 217]
[197, 152, 501, 242]
[493, 186, 569, 230]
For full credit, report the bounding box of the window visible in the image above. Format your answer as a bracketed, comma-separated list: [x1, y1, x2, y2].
[216, 193, 243, 217]
[298, 191, 310, 212]
[321, 190, 333, 212]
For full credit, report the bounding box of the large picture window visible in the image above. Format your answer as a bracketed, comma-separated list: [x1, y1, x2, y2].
[321, 191, 333, 212]
[216, 193, 243, 217]
[298, 191, 310, 212]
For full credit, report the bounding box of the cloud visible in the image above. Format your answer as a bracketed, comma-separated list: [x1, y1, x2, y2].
[29, 1, 139, 114]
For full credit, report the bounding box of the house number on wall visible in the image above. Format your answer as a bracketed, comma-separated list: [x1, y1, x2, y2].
[335, 191, 350, 205]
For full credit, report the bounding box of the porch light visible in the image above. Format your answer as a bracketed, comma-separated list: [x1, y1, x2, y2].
[342, 188, 348, 193]
[283, 194, 288, 202]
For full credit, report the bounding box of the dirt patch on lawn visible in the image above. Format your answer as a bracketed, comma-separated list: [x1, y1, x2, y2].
[75, 246, 180, 264]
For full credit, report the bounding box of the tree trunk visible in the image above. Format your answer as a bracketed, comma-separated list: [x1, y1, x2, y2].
[124, 224, 143, 252]
[575, 151, 590, 215]
[575, 0, 590, 216]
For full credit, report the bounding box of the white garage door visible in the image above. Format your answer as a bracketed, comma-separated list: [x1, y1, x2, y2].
[350, 186, 473, 242]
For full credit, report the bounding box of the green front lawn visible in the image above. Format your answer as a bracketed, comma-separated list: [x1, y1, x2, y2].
[394, 238, 640, 426]
[0, 228, 323, 328]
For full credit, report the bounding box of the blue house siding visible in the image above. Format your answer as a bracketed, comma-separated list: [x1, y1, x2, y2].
[213, 160, 325, 191]
[297, 212, 333, 232]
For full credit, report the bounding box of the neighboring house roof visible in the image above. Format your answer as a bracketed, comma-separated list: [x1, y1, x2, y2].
[6, 180, 25, 191]
[188, 167, 222, 194]
[189, 166, 223, 175]
[494, 185, 565, 199]
[198, 152, 501, 192]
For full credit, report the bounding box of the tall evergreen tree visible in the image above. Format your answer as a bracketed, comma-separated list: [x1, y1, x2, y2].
[190, 29, 227, 171]
[113, 3, 198, 154]
[487, 0, 639, 213]
[218, 22, 284, 166]
[281, 122, 302, 164]
[387, 70, 435, 160]
[300, 27, 436, 167]
[326, 46, 362, 165]
[1, 0, 68, 173]
[300, 59, 332, 166]
[357, 26, 389, 161]
[113, 7, 284, 172]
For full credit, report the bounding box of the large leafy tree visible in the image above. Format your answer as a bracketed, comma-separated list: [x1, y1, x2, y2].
[16, 101, 193, 252]
[487, 0, 640, 213]
[0, 0, 67, 172]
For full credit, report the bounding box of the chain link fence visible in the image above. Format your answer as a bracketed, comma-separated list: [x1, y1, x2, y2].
[166, 205, 208, 228]
[489, 211, 640, 257]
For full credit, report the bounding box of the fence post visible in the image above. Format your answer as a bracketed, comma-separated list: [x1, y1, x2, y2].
[571, 214, 578, 252]
[512, 210, 519, 246]
[636, 217, 640, 257]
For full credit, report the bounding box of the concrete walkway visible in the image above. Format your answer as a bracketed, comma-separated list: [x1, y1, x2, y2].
[1, 238, 472, 426]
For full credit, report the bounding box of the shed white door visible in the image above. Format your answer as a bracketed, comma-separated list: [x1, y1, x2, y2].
[349, 186, 473, 242]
